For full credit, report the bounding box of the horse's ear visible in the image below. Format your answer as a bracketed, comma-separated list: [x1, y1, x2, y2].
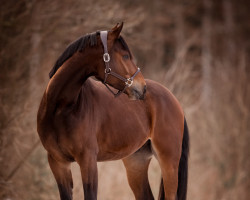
[109, 22, 124, 40]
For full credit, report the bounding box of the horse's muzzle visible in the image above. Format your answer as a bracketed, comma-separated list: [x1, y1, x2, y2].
[128, 85, 146, 100]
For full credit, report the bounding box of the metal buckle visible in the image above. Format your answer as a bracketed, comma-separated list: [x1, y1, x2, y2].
[104, 68, 111, 74]
[125, 78, 133, 87]
[103, 53, 110, 62]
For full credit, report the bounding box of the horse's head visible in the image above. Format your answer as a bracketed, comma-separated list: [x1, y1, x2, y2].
[95, 23, 146, 100]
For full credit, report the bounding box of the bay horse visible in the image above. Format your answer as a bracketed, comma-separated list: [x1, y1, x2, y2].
[37, 23, 189, 200]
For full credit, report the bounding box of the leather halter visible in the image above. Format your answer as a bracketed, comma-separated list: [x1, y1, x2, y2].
[100, 31, 140, 97]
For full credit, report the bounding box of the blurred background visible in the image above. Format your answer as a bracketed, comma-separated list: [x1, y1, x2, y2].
[1, 0, 250, 199]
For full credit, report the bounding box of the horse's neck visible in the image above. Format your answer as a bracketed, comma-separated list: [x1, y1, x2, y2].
[45, 53, 94, 108]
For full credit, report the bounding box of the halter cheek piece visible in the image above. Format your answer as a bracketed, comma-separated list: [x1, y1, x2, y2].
[100, 31, 140, 97]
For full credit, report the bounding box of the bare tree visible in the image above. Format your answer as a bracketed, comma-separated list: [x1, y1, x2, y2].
[201, 0, 213, 106]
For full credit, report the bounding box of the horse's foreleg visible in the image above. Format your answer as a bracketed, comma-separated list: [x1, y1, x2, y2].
[48, 154, 73, 200]
[122, 141, 154, 200]
[76, 151, 98, 200]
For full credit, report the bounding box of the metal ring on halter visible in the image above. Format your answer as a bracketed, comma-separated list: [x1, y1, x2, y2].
[125, 78, 133, 87]
[104, 68, 111, 74]
[103, 53, 110, 62]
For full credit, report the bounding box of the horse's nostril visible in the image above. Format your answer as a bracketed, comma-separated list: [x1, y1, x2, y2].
[138, 85, 147, 100]
[143, 85, 147, 95]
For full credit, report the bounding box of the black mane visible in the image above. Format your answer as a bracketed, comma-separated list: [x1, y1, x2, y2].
[49, 32, 100, 78]
[49, 31, 132, 79]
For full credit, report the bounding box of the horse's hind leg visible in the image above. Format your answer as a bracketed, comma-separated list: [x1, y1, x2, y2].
[48, 154, 73, 200]
[152, 131, 182, 200]
[157, 160, 179, 200]
[122, 140, 154, 200]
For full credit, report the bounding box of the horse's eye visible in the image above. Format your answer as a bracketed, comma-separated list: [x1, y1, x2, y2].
[123, 54, 130, 60]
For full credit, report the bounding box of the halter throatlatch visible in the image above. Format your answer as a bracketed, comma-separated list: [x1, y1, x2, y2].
[100, 31, 140, 97]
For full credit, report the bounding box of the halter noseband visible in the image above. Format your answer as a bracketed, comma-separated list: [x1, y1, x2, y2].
[100, 31, 140, 97]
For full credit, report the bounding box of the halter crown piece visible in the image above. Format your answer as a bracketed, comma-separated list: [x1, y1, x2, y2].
[100, 31, 140, 97]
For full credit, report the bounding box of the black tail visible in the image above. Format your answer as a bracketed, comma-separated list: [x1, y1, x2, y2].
[158, 118, 189, 200]
[158, 178, 165, 200]
[177, 117, 189, 200]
